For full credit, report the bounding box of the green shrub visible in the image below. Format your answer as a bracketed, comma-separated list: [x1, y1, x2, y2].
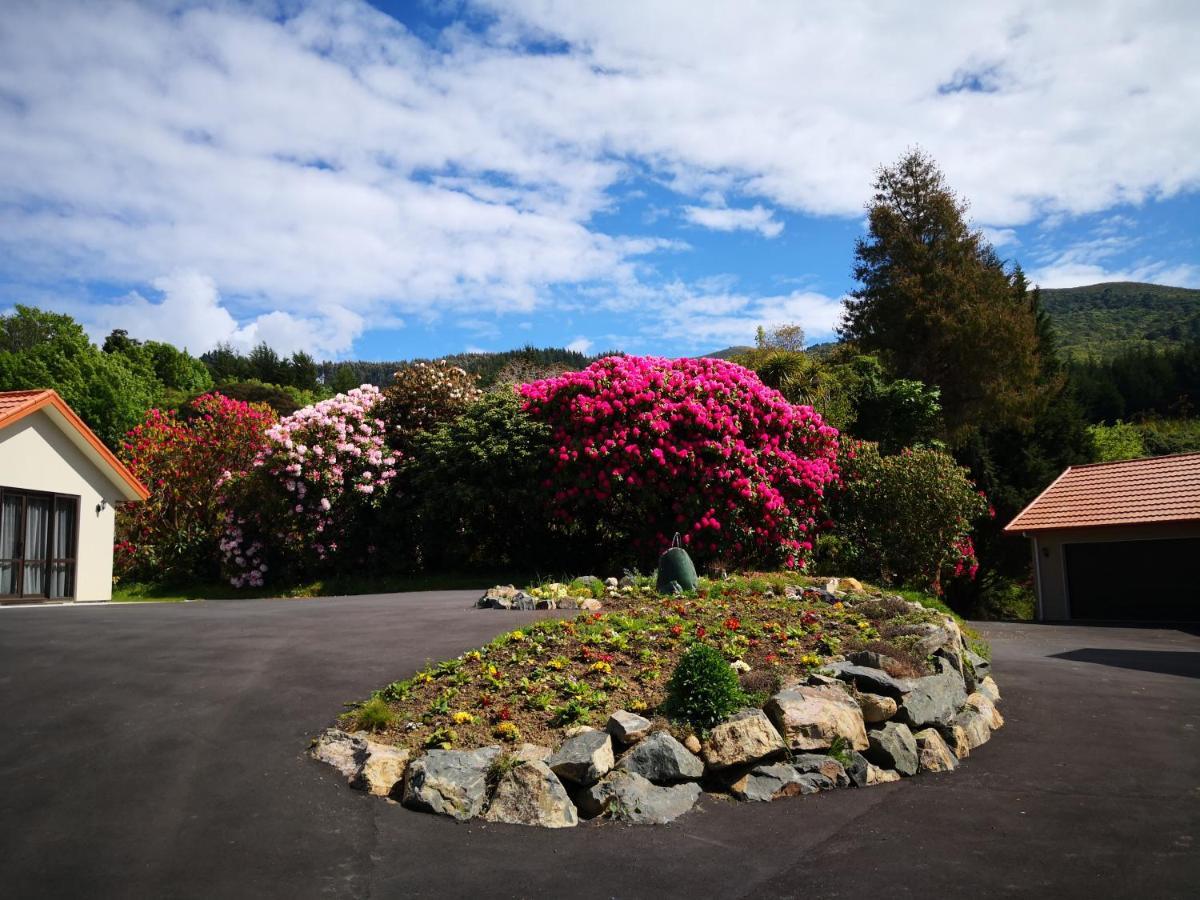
[1089, 420, 1145, 461]
[665, 643, 745, 731]
[345, 696, 395, 733]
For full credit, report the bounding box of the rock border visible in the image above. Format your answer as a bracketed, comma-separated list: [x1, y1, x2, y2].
[312, 604, 1003, 828]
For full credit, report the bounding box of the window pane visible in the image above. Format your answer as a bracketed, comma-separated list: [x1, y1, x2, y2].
[23, 561, 45, 596]
[49, 562, 75, 599]
[24, 496, 50, 560]
[0, 560, 13, 595]
[0, 496, 19, 559]
[54, 499, 76, 558]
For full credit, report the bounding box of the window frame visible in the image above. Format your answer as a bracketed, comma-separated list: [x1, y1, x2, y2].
[0, 485, 80, 603]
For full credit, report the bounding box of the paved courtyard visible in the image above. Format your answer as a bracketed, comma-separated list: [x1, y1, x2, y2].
[1, 592, 1197, 898]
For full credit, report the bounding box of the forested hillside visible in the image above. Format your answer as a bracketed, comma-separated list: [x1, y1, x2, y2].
[1039, 282, 1200, 359]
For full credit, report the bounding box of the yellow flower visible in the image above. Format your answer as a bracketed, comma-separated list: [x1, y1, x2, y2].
[414, 671, 434, 685]
[493, 721, 521, 742]
[464, 651, 482, 663]
[800, 653, 822, 667]
[510, 630, 525, 641]
[629, 699, 648, 713]
[589, 660, 612, 674]
[451, 711, 476, 725]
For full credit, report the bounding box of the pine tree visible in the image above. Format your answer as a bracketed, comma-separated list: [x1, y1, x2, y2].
[843, 149, 1041, 438]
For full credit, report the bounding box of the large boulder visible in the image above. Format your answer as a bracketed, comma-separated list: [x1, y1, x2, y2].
[966, 648, 992, 681]
[728, 764, 830, 802]
[966, 692, 1005, 730]
[912, 619, 965, 660]
[856, 692, 898, 724]
[866, 764, 902, 785]
[548, 730, 614, 786]
[578, 770, 702, 824]
[764, 685, 869, 752]
[477, 585, 517, 609]
[866, 722, 918, 777]
[954, 709, 993, 749]
[913, 728, 957, 773]
[898, 672, 967, 729]
[819, 661, 910, 699]
[606, 710, 652, 745]
[512, 743, 552, 764]
[311, 728, 368, 779]
[702, 709, 786, 771]
[978, 675, 1001, 704]
[354, 741, 411, 797]
[791, 753, 850, 788]
[616, 731, 703, 784]
[936, 722, 971, 759]
[483, 760, 578, 828]
[844, 750, 871, 787]
[401, 747, 501, 821]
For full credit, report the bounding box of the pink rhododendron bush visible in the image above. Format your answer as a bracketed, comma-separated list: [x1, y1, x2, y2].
[218, 386, 399, 587]
[519, 356, 840, 569]
[116, 393, 276, 582]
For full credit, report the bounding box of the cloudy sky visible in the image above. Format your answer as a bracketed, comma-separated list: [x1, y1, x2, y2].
[1, 0, 1197, 360]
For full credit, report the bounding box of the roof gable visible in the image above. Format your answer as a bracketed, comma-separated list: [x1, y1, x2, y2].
[1005, 453, 1200, 533]
[0, 390, 149, 501]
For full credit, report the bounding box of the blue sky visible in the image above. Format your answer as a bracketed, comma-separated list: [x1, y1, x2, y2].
[0, 1, 1197, 361]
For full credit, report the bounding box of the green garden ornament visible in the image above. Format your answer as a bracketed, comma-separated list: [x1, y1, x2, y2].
[656, 535, 699, 594]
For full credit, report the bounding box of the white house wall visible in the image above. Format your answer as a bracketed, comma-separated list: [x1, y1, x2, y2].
[0, 411, 123, 602]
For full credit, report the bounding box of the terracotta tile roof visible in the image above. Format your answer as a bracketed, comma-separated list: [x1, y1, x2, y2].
[0, 389, 149, 500]
[1005, 452, 1200, 533]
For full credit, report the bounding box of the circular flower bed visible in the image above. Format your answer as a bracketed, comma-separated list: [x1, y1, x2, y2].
[311, 574, 1004, 827]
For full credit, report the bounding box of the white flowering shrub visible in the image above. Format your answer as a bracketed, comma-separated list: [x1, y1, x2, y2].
[379, 360, 482, 450]
[217, 386, 398, 587]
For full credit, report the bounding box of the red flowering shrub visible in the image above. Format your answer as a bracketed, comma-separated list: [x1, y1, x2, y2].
[217, 386, 399, 587]
[825, 440, 989, 591]
[519, 355, 840, 569]
[115, 393, 276, 581]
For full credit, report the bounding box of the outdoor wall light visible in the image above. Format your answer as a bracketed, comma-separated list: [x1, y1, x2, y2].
[96, 499, 108, 514]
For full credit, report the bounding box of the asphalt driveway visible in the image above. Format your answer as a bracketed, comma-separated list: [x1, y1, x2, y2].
[1, 593, 1197, 899]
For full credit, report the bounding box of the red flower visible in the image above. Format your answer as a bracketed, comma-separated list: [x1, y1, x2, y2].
[723, 616, 741, 631]
[670, 624, 683, 637]
[695, 625, 707, 639]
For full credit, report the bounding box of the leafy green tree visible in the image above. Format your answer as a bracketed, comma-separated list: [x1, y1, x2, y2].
[1089, 421, 1146, 461]
[842, 149, 1041, 437]
[200, 343, 249, 384]
[287, 351, 319, 392]
[102, 330, 212, 394]
[0, 306, 159, 446]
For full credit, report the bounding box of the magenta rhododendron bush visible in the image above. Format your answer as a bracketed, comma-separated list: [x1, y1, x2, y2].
[218, 386, 399, 587]
[519, 356, 840, 568]
[116, 393, 276, 581]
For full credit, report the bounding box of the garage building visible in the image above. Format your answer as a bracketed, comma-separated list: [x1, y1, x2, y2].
[1006, 452, 1200, 621]
[1, 390, 148, 604]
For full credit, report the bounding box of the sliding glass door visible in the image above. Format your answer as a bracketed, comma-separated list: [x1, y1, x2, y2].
[0, 488, 79, 602]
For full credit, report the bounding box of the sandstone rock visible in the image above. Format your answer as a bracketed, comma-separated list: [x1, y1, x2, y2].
[856, 692, 898, 723]
[577, 770, 702, 824]
[866, 764, 901, 785]
[791, 753, 850, 787]
[512, 743, 552, 764]
[606, 710, 652, 745]
[899, 671, 967, 729]
[978, 675, 1001, 704]
[824, 578, 841, 594]
[728, 764, 829, 802]
[311, 728, 368, 779]
[966, 692, 1005, 730]
[730, 659, 752, 673]
[764, 685, 869, 752]
[354, 741, 411, 797]
[702, 708, 786, 771]
[844, 750, 871, 787]
[953, 709, 992, 750]
[401, 747, 501, 821]
[819, 661, 910, 699]
[867, 722, 918, 777]
[477, 585, 517, 609]
[548, 730, 614, 786]
[483, 760, 578, 828]
[579, 598, 603, 612]
[683, 735, 702, 754]
[563, 724, 597, 738]
[842, 577, 865, 592]
[616, 731, 703, 784]
[936, 723, 971, 759]
[913, 728, 957, 773]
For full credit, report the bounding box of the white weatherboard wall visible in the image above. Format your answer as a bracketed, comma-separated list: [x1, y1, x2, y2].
[0, 410, 122, 602]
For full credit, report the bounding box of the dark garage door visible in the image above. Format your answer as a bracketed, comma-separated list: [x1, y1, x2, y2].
[1065, 538, 1200, 620]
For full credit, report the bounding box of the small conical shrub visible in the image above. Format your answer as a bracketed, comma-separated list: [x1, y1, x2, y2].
[665, 643, 744, 732]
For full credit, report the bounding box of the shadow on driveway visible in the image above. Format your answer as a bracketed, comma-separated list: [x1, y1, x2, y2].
[1050, 648, 1200, 678]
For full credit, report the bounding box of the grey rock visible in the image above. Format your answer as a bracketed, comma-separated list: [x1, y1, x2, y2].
[702, 708, 786, 771]
[577, 770, 702, 824]
[791, 753, 850, 788]
[512, 743, 552, 764]
[606, 709, 652, 745]
[729, 763, 827, 802]
[867, 722, 918, 777]
[575, 575, 602, 588]
[311, 728, 368, 779]
[912, 620, 964, 659]
[483, 760, 578, 828]
[844, 750, 871, 787]
[616, 731, 703, 784]
[619, 575, 637, 588]
[847, 650, 899, 671]
[511, 590, 537, 611]
[966, 648, 992, 681]
[764, 684, 869, 752]
[978, 675, 1001, 704]
[534, 597, 558, 610]
[898, 672, 967, 729]
[819, 661, 911, 699]
[604, 577, 619, 589]
[401, 747, 501, 821]
[477, 585, 517, 609]
[548, 730, 613, 786]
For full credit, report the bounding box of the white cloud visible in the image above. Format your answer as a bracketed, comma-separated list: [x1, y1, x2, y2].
[1028, 229, 1200, 290]
[0, 0, 1197, 352]
[682, 204, 783, 238]
[566, 336, 594, 354]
